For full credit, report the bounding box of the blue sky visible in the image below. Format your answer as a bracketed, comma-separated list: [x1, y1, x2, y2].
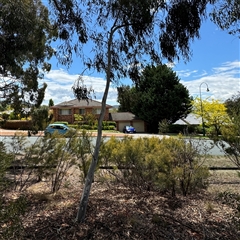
[42, 16, 239, 106]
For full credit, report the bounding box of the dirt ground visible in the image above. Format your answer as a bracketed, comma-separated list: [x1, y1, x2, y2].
[1, 158, 240, 240]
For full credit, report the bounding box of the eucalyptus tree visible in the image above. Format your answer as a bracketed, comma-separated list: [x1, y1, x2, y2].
[210, 0, 240, 38]
[49, 0, 211, 223]
[225, 93, 240, 117]
[0, 0, 56, 110]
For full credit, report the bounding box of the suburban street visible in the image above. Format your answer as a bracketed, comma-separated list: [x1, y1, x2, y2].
[0, 129, 224, 156]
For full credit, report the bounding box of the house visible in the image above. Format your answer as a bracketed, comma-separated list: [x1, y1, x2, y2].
[110, 112, 146, 133]
[51, 99, 112, 124]
[173, 113, 201, 125]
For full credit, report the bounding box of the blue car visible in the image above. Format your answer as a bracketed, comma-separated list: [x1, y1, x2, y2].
[123, 125, 136, 133]
[44, 123, 73, 136]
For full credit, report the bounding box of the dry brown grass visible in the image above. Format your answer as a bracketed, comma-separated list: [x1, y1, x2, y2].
[204, 155, 237, 168]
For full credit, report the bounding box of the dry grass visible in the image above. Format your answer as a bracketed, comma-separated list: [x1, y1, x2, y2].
[204, 155, 237, 168]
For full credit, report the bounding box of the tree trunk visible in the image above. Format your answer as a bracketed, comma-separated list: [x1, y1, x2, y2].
[75, 28, 114, 223]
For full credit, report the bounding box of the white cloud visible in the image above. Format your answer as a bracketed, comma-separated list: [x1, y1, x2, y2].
[42, 60, 240, 106]
[181, 60, 240, 101]
[176, 69, 198, 78]
[212, 61, 240, 74]
[42, 69, 118, 106]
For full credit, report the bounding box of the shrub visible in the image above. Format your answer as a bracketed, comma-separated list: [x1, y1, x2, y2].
[0, 141, 26, 239]
[81, 124, 91, 130]
[108, 121, 116, 127]
[155, 137, 209, 196]
[159, 119, 170, 134]
[0, 195, 26, 239]
[214, 115, 240, 168]
[107, 125, 116, 130]
[2, 120, 32, 130]
[102, 121, 116, 130]
[99, 136, 209, 196]
[4, 130, 95, 193]
[0, 141, 13, 192]
[102, 125, 115, 130]
[168, 124, 197, 134]
[30, 132, 78, 193]
[68, 124, 78, 129]
[68, 130, 93, 181]
[53, 121, 68, 125]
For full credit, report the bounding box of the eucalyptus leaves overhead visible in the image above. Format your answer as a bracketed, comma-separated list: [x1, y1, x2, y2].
[72, 75, 95, 103]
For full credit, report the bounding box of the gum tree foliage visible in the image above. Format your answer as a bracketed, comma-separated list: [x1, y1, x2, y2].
[225, 92, 240, 117]
[31, 105, 50, 131]
[210, 0, 240, 38]
[131, 64, 192, 133]
[0, 0, 56, 111]
[49, 0, 211, 223]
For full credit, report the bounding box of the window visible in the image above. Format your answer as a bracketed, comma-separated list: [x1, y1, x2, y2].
[59, 109, 71, 115]
[92, 108, 101, 114]
[79, 108, 85, 114]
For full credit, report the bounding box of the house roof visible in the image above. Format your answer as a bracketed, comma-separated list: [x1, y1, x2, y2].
[51, 99, 112, 109]
[110, 112, 142, 121]
[174, 113, 201, 125]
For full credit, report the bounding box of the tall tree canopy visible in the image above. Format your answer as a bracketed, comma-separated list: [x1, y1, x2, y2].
[0, 0, 55, 109]
[49, 0, 212, 223]
[131, 64, 192, 133]
[117, 85, 136, 112]
[210, 0, 240, 38]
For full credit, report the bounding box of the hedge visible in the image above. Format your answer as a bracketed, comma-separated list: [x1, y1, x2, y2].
[1, 120, 32, 130]
[168, 124, 197, 134]
[53, 121, 69, 125]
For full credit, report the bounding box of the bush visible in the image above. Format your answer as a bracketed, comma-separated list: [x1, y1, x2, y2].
[0, 196, 26, 239]
[92, 125, 98, 130]
[102, 125, 115, 130]
[107, 125, 116, 130]
[0, 141, 26, 239]
[108, 121, 116, 127]
[155, 137, 209, 196]
[2, 120, 32, 130]
[81, 124, 91, 130]
[53, 121, 68, 125]
[213, 114, 240, 168]
[5, 134, 44, 191]
[68, 124, 78, 129]
[3, 131, 94, 193]
[159, 119, 170, 134]
[99, 136, 209, 196]
[68, 129, 93, 181]
[169, 124, 197, 134]
[28, 133, 78, 193]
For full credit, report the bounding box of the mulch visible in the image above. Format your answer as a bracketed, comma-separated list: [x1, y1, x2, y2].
[4, 181, 239, 240]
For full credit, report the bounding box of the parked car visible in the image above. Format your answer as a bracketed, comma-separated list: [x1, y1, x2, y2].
[123, 125, 136, 133]
[44, 123, 75, 136]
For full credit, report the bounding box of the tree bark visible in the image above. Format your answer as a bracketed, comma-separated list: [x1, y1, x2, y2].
[75, 27, 115, 223]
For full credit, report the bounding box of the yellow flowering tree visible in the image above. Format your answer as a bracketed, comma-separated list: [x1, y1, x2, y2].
[192, 98, 230, 136]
